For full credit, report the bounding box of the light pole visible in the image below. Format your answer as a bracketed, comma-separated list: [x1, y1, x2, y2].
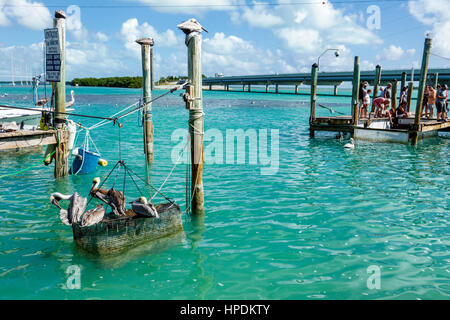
[317, 48, 340, 71]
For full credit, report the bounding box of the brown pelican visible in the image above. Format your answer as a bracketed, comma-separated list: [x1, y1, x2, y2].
[80, 205, 106, 227]
[35, 97, 50, 106]
[90, 177, 127, 216]
[131, 197, 159, 218]
[49, 192, 87, 225]
[177, 18, 208, 34]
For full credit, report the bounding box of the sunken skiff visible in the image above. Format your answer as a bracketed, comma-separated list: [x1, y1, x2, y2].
[72, 202, 183, 255]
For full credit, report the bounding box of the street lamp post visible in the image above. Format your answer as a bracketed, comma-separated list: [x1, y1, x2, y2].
[317, 48, 340, 71]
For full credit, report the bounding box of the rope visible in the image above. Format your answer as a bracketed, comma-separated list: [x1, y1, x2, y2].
[151, 135, 189, 201]
[0, 150, 56, 179]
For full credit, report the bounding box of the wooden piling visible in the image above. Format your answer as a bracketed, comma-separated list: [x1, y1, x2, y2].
[275, 84, 279, 93]
[391, 79, 398, 111]
[295, 84, 299, 94]
[309, 63, 318, 137]
[265, 84, 269, 93]
[434, 72, 439, 89]
[248, 84, 251, 92]
[334, 85, 338, 96]
[401, 72, 407, 91]
[53, 10, 69, 178]
[136, 38, 154, 163]
[412, 38, 432, 146]
[351, 56, 360, 126]
[183, 22, 205, 215]
[406, 82, 413, 112]
[242, 84, 245, 92]
[372, 65, 381, 113]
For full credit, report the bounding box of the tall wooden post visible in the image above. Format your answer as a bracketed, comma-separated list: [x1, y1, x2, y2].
[150, 47, 154, 91]
[275, 84, 279, 93]
[309, 63, 318, 137]
[401, 72, 407, 91]
[334, 85, 338, 96]
[406, 82, 413, 112]
[351, 56, 360, 126]
[53, 10, 68, 178]
[372, 65, 381, 112]
[434, 72, 439, 89]
[248, 84, 251, 92]
[412, 38, 432, 146]
[179, 20, 205, 215]
[242, 84, 245, 92]
[391, 79, 398, 111]
[136, 38, 154, 163]
[265, 84, 269, 93]
[295, 84, 299, 94]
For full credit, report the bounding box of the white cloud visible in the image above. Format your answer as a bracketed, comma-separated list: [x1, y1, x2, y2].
[409, 0, 450, 58]
[131, 0, 238, 14]
[1, 0, 51, 30]
[237, 1, 382, 54]
[241, 2, 284, 28]
[95, 32, 108, 42]
[203, 32, 295, 75]
[379, 45, 417, 61]
[120, 18, 181, 57]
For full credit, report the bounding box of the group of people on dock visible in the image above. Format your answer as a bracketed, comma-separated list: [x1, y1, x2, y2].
[358, 81, 448, 123]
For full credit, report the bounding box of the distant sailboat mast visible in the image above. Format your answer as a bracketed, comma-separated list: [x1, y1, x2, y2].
[10, 52, 15, 87]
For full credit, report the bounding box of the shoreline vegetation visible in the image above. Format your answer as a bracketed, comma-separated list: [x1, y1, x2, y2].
[70, 75, 206, 88]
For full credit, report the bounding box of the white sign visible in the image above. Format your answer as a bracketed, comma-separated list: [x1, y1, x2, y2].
[44, 28, 61, 82]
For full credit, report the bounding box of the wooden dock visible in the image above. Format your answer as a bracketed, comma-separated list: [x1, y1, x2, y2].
[0, 130, 56, 151]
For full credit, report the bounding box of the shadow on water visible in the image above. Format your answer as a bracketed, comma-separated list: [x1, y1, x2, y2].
[183, 214, 214, 299]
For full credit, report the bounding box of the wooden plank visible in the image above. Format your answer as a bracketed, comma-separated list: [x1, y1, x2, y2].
[0, 130, 56, 151]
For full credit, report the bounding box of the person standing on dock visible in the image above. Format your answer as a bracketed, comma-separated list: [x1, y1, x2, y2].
[384, 83, 392, 99]
[360, 89, 372, 119]
[421, 86, 430, 117]
[427, 85, 436, 119]
[399, 86, 408, 105]
[436, 84, 448, 121]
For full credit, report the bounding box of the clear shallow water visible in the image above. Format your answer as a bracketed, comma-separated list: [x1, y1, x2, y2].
[0, 86, 448, 300]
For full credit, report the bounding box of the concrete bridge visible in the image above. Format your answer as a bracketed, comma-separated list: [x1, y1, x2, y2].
[203, 68, 450, 95]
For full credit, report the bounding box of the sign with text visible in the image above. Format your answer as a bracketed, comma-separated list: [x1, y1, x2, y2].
[44, 28, 61, 82]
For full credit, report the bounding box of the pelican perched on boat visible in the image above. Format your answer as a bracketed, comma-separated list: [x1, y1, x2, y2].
[80, 205, 105, 227]
[90, 177, 127, 216]
[177, 18, 208, 35]
[131, 197, 159, 218]
[344, 138, 355, 149]
[49, 192, 87, 225]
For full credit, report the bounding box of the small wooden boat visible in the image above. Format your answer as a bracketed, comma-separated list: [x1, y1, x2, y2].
[72, 203, 183, 255]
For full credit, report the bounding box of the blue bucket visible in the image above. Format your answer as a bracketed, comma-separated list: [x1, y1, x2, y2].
[71, 148, 101, 175]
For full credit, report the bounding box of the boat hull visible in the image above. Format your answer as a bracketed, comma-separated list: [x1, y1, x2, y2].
[72, 203, 183, 255]
[0, 109, 41, 130]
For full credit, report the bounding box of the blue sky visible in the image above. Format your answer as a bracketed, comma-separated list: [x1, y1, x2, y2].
[0, 0, 449, 81]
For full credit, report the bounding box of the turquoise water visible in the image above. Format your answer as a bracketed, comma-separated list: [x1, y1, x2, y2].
[0, 85, 448, 300]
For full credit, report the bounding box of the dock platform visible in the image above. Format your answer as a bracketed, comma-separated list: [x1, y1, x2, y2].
[0, 130, 56, 151]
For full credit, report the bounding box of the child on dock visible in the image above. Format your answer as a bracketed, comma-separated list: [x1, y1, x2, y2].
[360, 89, 372, 119]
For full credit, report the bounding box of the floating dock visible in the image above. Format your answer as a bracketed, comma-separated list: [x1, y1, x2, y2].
[0, 129, 56, 151]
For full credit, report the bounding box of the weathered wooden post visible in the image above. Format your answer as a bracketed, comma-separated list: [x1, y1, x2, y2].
[242, 84, 245, 92]
[391, 79, 398, 111]
[406, 82, 414, 112]
[178, 19, 205, 215]
[434, 72, 439, 89]
[351, 56, 360, 126]
[295, 84, 299, 94]
[411, 37, 432, 146]
[334, 85, 338, 96]
[265, 84, 269, 93]
[136, 38, 154, 163]
[372, 65, 382, 113]
[401, 72, 407, 90]
[150, 47, 154, 91]
[309, 63, 318, 137]
[248, 84, 251, 92]
[275, 84, 279, 93]
[53, 10, 69, 178]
